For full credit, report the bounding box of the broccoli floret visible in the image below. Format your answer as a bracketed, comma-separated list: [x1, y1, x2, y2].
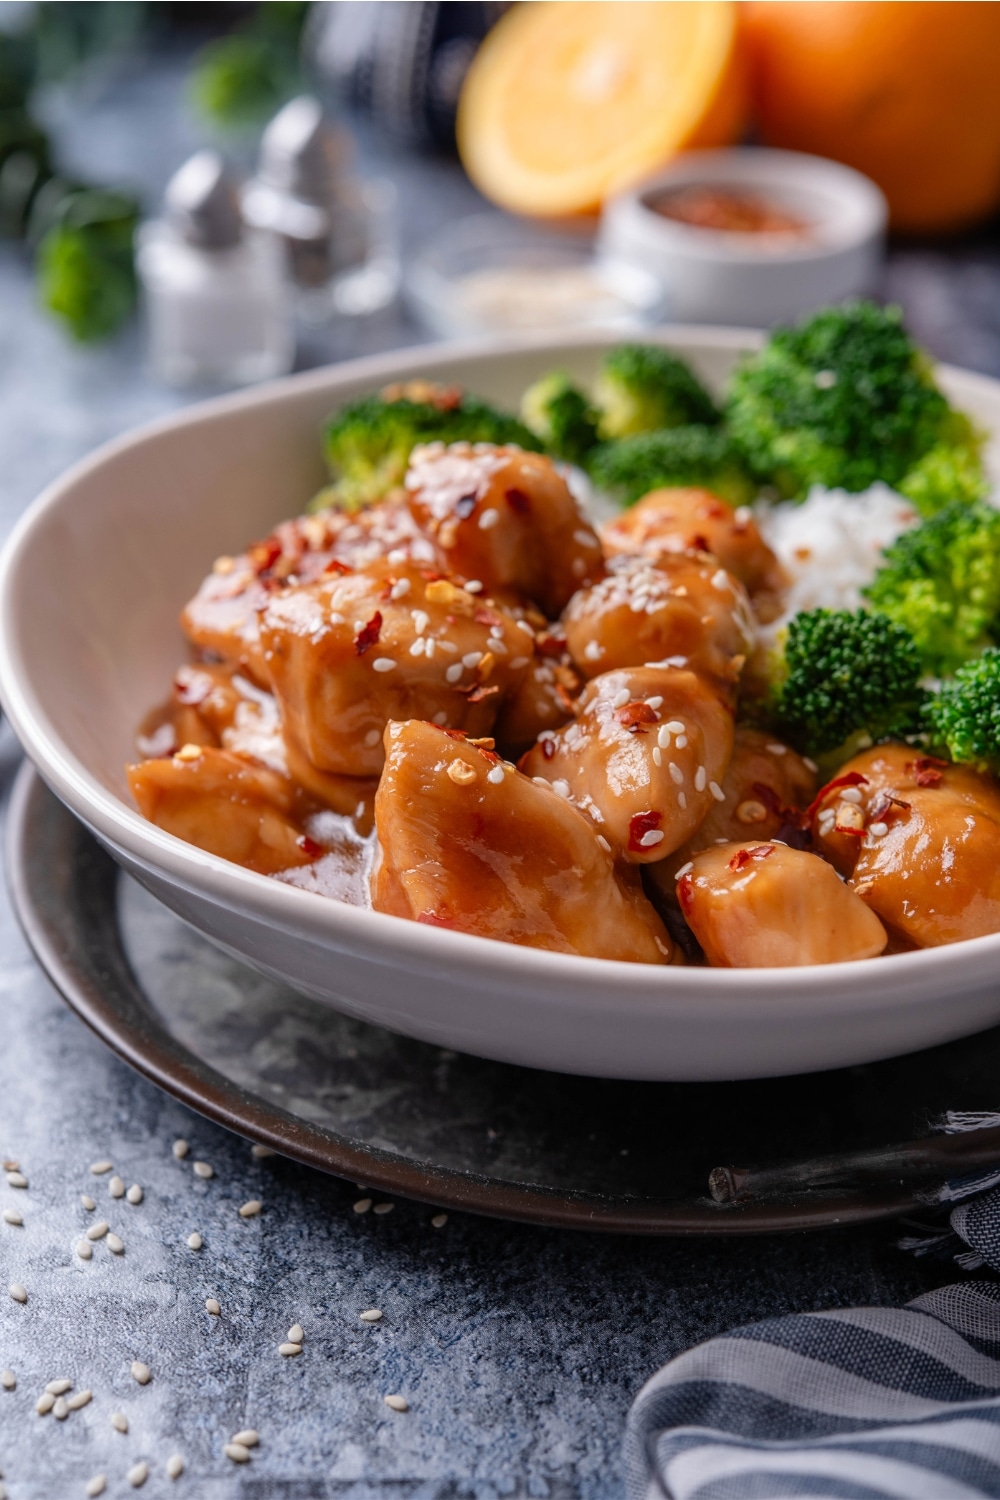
[315, 384, 541, 511]
[726, 301, 982, 500]
[864, 502, 1000, 676]
[588, 424, 755, 507]
[896, 409, 988, 517]
[925, 649, 1000, 772]
[593, 344, 719, 440]
[764, 608, 926, 760]
[520, 371, 599, 466]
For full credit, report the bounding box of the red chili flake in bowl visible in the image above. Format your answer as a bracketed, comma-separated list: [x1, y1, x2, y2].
[804, 771, 869, 824]
[324, 558, 352, 576]
[354, 612, 383, 656]
[505, 487, 532, 515]
[616, 702, 657, 733]
[535, 633, 566, 659]
[909, 755, 946, 787]
[628, 809, 662, 853]
[729, 844, 774, 872]
[677, 874, 694, 914]
[297, 835, 323, 858]
[467, 683, 500, 705]
[248, 538, 283, 575]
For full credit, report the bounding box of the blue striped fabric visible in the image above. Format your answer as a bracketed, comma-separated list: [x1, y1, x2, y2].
[625, 1282, 1000, 1500]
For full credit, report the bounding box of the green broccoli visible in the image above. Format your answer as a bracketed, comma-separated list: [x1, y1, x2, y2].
[587, 424, 755, 507]
[314, 386, 542, 511]
[764, 607, 926, 761]
[593, 344, 719, 440]
[925, 649, 1000, 772]
[896, 409, 989, 517]
[726, 301, 984, 502]
[864, 502, 1000, 676]
[520, 371, 599, 467]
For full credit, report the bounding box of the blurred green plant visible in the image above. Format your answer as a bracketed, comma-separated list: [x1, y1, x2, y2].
[32, 183, 140, 342]
[190, 2, 310, 130]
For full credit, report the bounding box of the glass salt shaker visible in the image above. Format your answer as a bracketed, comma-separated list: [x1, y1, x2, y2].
[137, 150, 294, 388]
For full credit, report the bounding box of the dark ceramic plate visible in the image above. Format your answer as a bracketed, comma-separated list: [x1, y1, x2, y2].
[8, 763, 1000, 1235]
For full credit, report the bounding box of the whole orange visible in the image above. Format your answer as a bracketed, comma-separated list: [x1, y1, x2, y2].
[744, 1, 1000, 233]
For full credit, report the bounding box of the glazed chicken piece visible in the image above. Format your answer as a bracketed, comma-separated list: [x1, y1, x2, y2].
[678, 841, 887, 967]
[644, 726, 816, 902]
[561, 550, 755, 689]
[405, 443, 603, 617]
[810, 743, 1000, 947]
[127, 744, 320, 876]
[493, 639, 580, 758]
[520, 667, 734, 863]
[181, 501, 433, 684]
[371, 720, 674, 963]
[601, 487, 787, 620]
[261, 558, 532, 777]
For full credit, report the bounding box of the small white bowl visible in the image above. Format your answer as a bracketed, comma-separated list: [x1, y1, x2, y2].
[599, 148, 888, 327]
[2, 329, 1000, 1082]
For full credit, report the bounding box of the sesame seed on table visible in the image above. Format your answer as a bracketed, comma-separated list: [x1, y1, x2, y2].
[0, 39, 997, 1500]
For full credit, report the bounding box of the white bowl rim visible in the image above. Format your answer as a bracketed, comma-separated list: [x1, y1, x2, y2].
[2, 324, 1000, 1018]
[604, 147, 888, 266]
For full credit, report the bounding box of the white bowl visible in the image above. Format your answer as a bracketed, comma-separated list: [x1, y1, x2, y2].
[2, 329, 1000, 1082]
[599, 149, 887, 326]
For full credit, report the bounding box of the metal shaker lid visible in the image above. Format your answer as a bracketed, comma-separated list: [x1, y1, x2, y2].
[165, 150, 242, 249]
[256, 95, 348, 204]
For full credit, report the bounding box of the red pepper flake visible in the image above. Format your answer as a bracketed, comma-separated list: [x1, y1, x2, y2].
[324, 557, 352, 576]
[729, 844, 774, 872]
[688, 533, 711, 553]
[442, 727, 469, 740]
[628, 809, 662, 853]
[804, 771, 869, 824]
[677, 873, 694, 914]
[909, 756, 946, 787]
[505, 487, 532, 515]
[174, 668, 210, 706]
[248, 538, 282, 575]
[417, 909, 456, 928]
[555, 682, 577, 714]
[297, 835, 323, 858]
[473, 606, 505, 630]
[535, 633, 566, 659]
[420, 569, 445, 583]
[354, 611, 383, 656]
[870, 791, 911, 822]
[541, 738, 557, 760]
[431, 386, 463, 412]
[467, 683, 500, 705]
[616, 702, 658, 733]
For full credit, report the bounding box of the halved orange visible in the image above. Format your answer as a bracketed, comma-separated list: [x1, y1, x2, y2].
[457, 1, 746, 218]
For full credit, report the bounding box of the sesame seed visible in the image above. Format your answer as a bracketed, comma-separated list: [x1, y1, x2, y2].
[86, 1221, 109, 1241]
[510, 655, 530, 669]
[172, 1140, 189, 1159]
[192, 1160, 213, 1179]
[595, 836, 611, 854]
[612, 688, 631, 709]
[639, 830, 665, 848]
[551, 779, 571, 799]
[432, 710, 448, 726]
[869, 821, 889, 837]
[85, 1477, 106, 1498]
[224, 1443, 251, 1463]
[90, 1161, 113, 1175]
[409, 636, 426, 657]
[126, 1185, 143, 1205]
[77, 1240, 92, 1260]
[9, 1283, 26, 1303]
[251, 1144, 276, 1159]
[278, 1342, 302, 1357]
[131, 1361, 151, 1385]
[364, 728, 382, 746]
[668, 762, 684, 785]
[389, 578, 411, 600]
[431, 1212, 448, 1228]
[647, 697, 663, 710]
[709, 781, 726, 802]
[238, 1200, 262, 1218]
[166, 1455, 184, 1480]
[465, 579, 484, 593]
[665, 720, 685, 733]
[583, 640, 602, 661]
[674, 861, 694, 880]
[372, 657, 396, 673]
[110, 1411, 128, 1433]
[840, 786, 863, 804]
[373, 1202, 394, 1215]
[232, 1429, 259, 1448]
[205, 1297, 221, 1316]
[81, 1195, 95, 1210]
[173, 743, 202, 763]
[36, 1391, 54, 1414]
[678, 791, 687, 809]
[127, 1461, 148, 1487]
[462, 650, 482, 668]
[67, 1389, 92, 1411]
[287, 1324, 304, 1344]
[186, 1232, 203, 1250]
[478, 508, 500, 530]
[109, 1176, 125, 1199]
[445, 662, 464, 683]
[107, 1233, 125, 1254]
[657, 727, 672, 750]
[353, 1198, 372, 1214]
[384, 1394, 409, 1412]
[54, 1396, 69, 1420]
[359, 1309, 383, 1323]
[1, 1371, 14, 1390]
[766, 743, 787, 756]
[6, 1172, 27, 1189]
[695, 767, 707, 792]
[487, 765, 505, 786]
[675, 735, 688, 749]
[804, 756, 819, 773]
[46, 1379, 72, 1395]
[2, 1210, 22, 1227]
